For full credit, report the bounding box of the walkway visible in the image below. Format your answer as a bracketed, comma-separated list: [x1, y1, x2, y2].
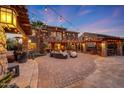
[9, 59, 38, 88]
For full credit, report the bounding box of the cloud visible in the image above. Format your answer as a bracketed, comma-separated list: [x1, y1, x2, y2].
[88, 17, 111, 28]
[76, 17, 112, 30]
[78, 23, 124, 37]
[78, 10, 92, 16]
[112, 8, 121, 17]
[112, 6, 124, 18]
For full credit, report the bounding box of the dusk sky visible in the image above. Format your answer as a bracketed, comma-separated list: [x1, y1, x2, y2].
[27, 5, 124, 37]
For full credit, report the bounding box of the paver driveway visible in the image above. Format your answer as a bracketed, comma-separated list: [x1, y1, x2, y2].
[36, 53, 124, 88]
[36, 53, 97, 88]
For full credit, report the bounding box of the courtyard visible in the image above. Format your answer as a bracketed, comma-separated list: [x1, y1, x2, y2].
[34, 53, 124, 88]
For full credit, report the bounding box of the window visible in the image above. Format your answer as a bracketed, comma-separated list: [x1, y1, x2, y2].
[0, 7, 17, 27]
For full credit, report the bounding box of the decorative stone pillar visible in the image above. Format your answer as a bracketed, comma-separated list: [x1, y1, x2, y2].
[0, 25, 8, 80]
[117, 41, 123, 56]
[82, 43, 86, 53]
[101, 41, 107, 57]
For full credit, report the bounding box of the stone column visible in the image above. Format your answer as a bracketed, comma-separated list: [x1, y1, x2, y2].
[117, 41, 123, 56]
[82, 43, 86, 53]
[22, 36, 28, 51]
[0, 25, 8, 80]
[101, 41, 107, 57]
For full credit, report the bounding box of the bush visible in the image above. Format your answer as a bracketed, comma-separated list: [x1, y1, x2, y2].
[0, 73, 13, 88]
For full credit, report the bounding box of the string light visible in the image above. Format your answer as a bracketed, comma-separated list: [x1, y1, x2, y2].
[45, 6, 79, 31]
[28, 6, 79, 31]
[59, 16, 63, 22]
[44, 8, 48, 12]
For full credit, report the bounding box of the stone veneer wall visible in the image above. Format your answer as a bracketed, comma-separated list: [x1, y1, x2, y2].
[0, 25, 8, 80]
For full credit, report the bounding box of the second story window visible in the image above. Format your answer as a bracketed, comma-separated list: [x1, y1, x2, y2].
[0, 7, 17, 28]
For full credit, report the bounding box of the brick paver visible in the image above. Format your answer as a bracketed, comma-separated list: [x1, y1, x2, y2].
[36, 53, 97, 88]
[36, 53, 124, 88]
[67, 56, 124, 88]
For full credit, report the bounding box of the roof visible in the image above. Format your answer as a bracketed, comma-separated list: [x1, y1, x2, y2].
[0, 5, 32, 35]
[44, 25, 67, 31]
[11, 5, 32, 35]
[66, 30, 79, 34]
[83, 32, 124, 40]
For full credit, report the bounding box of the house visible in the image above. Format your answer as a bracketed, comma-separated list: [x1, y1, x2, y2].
[79, 32, 124, 56]
[0, 5, 31, 79]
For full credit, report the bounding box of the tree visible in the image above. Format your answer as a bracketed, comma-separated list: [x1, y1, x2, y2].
[31, 21, 45, 29]
[39, 42, 47, 54]
[31, 21, 47, 54]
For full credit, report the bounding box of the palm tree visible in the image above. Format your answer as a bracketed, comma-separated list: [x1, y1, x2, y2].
[31, 21, 47, 54]
[31, 21, 45, 29]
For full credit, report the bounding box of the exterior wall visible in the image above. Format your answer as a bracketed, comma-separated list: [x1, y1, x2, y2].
[0, 5, 31, 79]
[101, 41, 107, 57]
[82, 43, 86, 53]
[117, 41, 123, 56]
[33, 26, 79, 51]
[0, 25, 8, 79]
[80, 32, 124, 56]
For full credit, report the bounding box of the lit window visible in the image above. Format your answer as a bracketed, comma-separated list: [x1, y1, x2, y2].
[7, 12, 12, 23]
[0, 7, 17, 28]
[1, 11, 6, 23]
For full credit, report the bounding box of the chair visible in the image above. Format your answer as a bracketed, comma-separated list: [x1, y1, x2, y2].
[18, 52, 28, 63]
[8, 63, 20, 78]
[54, 53, 68, 59]
[70, 51, 78, 58]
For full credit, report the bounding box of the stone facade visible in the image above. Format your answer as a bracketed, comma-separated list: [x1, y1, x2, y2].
[0, 25, 8, 80]
[31, 26, 79, 51]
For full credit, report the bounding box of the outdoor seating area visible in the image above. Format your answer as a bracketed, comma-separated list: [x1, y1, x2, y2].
[7, 51, 28, 63]
[69, 51, 78, 58]
[50, 50, 78, 59]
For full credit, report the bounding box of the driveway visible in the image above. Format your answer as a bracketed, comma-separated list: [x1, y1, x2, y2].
[77, 56, 124, 88]
[36, 53, 124, 88]
[36, 53, 97, 88]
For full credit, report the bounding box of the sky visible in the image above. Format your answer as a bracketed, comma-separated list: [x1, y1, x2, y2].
[27, 5, 124, 37]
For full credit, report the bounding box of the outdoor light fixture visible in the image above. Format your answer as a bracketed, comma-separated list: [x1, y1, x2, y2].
[0, 7, 17, 28]
[101, 42, 106, 48]
[18, 38, 23, 44]
[28, 39, 31, 43]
